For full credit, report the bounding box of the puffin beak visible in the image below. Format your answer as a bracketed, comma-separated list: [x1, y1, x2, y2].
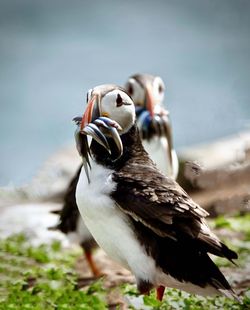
[145, 85, 155, 118]
[80, 95, 111, 153]
[80, 95, 97, 130]
[79, 92, 124, 161]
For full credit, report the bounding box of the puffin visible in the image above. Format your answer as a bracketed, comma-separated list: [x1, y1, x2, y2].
[125, 73, 178, 179]
[54, 74, 178, 277]
[75, 84, 238, 301]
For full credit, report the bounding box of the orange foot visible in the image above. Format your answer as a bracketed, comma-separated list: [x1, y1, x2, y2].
[156, 286, 165, 301]
[85, 251, 102, 277]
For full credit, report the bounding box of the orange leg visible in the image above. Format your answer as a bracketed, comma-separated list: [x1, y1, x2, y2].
[84, 251, 101, 277]
[156, 286, 165, 301]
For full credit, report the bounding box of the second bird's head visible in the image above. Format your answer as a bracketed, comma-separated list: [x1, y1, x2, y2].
[125, 73, 166, 117]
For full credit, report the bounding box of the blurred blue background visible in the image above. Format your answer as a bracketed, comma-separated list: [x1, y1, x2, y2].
[0, 0, 250, 186]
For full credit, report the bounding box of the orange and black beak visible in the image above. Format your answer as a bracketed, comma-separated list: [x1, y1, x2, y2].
[80, 95, 98, 130]
[145, 84, 155, 118]
[78, 94, 111, 153]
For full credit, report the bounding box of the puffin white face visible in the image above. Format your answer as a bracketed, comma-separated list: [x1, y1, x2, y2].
[100, 89, 135, 134]
[125, 78, 145, 107]
[76, 85, 136, 181]
[125, 74, 166, 114]
[152, 76, 165, 106]
[80, 84, 136, 136]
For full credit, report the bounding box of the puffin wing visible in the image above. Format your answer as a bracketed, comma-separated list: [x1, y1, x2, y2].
[112, 163, 237, 261]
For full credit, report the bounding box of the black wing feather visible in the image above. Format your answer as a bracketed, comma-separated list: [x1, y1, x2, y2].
[56, 165, 82, 233]
[112, 163, 237, 261]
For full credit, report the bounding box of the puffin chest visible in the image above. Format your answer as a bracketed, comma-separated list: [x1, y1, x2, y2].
[75, 161, 150, 271]
[76, 163, 121, 263]
[76, 161, 116, 218]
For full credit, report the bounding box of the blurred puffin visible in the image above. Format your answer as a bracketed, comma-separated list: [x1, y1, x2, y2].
[125, 73, 178, 179]
[54, 74, 178, 277]
[75, 84, 238, 301]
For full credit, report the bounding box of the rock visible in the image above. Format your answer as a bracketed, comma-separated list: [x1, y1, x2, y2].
[179, 130, 250, 215]
[0, 144, 80, 208]
[27, 144, 81, 202]
[0, 202, 67, 246]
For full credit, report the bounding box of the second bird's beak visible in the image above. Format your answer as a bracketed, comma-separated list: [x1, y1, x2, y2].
[145, 84, 155, 118]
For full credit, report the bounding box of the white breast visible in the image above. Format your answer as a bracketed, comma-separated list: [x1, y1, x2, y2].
[142, 137, 179, 180]
[75, 159, 156, 284]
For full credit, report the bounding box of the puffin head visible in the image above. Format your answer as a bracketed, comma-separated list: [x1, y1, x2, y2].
[124, 74, 172, 139]
[74, 84, 136, 181]
[82, 84, 135, 134]
[124, 73, 166, 117]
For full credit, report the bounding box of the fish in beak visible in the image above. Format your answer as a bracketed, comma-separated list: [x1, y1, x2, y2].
[75, 93, 124, 182]
[74, 119, 91, 184]
[80, 94, 111, 155]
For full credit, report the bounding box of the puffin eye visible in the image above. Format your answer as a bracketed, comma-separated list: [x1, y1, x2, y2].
[158, 84, 163, 94]
[127, 84, 133, 96]
[116, 93, 123, 107]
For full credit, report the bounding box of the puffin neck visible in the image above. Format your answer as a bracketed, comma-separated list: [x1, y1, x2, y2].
[90, 124, 145, 170]
[135, 108, 158, 141]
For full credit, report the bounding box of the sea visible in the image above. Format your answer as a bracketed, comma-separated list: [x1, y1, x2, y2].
[0, 0, 249, 186]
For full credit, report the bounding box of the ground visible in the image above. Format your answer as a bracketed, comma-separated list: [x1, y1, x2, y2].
[1, 133, 250, 309]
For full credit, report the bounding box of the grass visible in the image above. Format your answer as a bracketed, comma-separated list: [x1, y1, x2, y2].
[128, 287, 250, 310]
[211, 213, 250, 238]
[0, 213, 250, 309]
[209, 213, 250, 268]
[0, 234, 107, 309]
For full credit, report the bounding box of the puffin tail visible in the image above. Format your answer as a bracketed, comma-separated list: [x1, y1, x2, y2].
[199, 233, 238, 264]
[47, 209, 61, 231]
[50, 209, 61, 215]
[219, 242, 238, 264]
[218, 288, 242, 303]
[209, 268, 241, 303]
[47, 223, 60, 231]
